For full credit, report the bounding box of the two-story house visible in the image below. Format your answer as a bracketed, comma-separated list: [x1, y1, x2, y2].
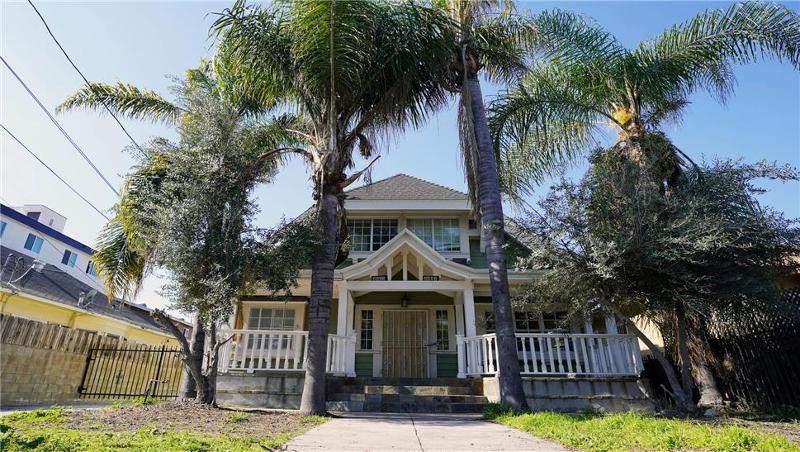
[217, 175, 650, 413]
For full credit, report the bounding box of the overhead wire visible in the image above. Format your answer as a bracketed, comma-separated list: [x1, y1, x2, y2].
[1, 124, 110, 221]
[0, 55, 120, 196]
[26, 0, 146, 158]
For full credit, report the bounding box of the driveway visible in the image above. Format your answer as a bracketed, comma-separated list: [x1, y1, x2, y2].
[284, 412, 567, 451]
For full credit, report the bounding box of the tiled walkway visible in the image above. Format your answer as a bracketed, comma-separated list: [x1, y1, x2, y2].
[285, 412, 567, 451]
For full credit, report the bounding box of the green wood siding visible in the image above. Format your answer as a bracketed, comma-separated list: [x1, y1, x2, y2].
[436, 353, 458, 377]
[355, 353, 373, 377]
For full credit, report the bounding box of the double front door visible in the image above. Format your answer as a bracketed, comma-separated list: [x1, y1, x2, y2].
[382, 310, 428, 378]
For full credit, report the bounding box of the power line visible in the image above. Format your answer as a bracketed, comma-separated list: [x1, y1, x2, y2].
[0, 55, 120, 196]
[27, 0, 146, 158]
[1, 124, 110, 221]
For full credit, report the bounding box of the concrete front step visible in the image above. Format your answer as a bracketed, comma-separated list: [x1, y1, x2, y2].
[363, 385, 479, 396]
[326, 400, 487, 413]
[328, 393, 488, 404]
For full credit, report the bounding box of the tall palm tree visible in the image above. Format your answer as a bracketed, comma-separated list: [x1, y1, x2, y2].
[212, 0, 455, 415]
[490, 3, 800, 195]
[437, 0, 538, 409]
[489, 2, 800, 408]
[57, 63, 289, 403]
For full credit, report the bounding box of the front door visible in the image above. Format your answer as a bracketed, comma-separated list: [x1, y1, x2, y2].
[382, 310, 428, 378]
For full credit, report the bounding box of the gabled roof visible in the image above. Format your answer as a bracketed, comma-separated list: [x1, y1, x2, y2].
[346, 174, 468, 201]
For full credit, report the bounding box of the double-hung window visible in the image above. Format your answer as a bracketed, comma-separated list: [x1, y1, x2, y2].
[24, 233, 44, 253]
[346, 219, 398, 252]
[407, 218, 460, 252]
[247, 307, 296, 348]
[435, 310, 450, 351]
[359, 310, 374, 350]
[62, 250, 78, 267]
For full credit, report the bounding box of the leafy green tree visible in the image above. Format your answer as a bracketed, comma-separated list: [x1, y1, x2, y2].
[513, 153, 800, 411]
[489, 2, 800, 195]
[436, 0, 539, 409]
[58, 64, 316, 403]
[212, 0, 455, 414]
[489, 1, 800, 407]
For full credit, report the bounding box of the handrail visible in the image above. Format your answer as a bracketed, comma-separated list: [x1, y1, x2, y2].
[458, 332, 643, 378]
[218, 329, 356, 376]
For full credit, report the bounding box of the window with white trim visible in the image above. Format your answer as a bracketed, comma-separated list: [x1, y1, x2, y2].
[360, 310, 373, 350]
[61, 250, 78, 268]
[247, 307, 296, 349]
[346, 219, 398, 252]
[24, 233, 44, 253]
[248, 307, 296, 330]
[435, 310, 449, 350]
[407, 218, 460, 252]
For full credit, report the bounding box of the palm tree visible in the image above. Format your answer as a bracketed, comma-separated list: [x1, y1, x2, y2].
[212, 0, 455, 415]
[437, 0, 539, 409]
[490, 3, 800, 195]
[57, 63, 289, 403]
[488, 2, 800, 408]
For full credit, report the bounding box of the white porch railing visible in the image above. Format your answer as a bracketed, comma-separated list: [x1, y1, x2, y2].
[457, 333, 643, 377]
[218, 329, 356, 376]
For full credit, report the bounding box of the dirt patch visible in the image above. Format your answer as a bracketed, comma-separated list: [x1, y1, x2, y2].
[65, 401, 310, 437]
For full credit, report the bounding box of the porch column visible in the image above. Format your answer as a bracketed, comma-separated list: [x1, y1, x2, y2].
[337, 284, 349, 335]
[463, 282, 477, 337]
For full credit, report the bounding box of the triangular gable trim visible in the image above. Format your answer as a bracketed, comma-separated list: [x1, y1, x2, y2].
[341, 229, 477, 280]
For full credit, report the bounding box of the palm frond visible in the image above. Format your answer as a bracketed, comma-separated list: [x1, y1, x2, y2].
[635, 2, 800, 103]
[532, 9, 628, 75]
[488, 64, 607, 199]
[472, 14, 540, 83]
[92, 218, 147, 301]
[57, 82, 184, 125]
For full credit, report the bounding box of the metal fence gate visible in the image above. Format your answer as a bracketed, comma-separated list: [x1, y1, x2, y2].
[79, 344, 184, 399]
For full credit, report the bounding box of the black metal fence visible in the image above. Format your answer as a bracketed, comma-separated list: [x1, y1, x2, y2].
[79, 344, 184, 399]
[704, 289, 800, 410]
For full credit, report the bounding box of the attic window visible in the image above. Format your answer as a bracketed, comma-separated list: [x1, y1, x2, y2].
[370, 275, 387, 281]
[27, 211, 41, 221]
[422, 275, 440, 281]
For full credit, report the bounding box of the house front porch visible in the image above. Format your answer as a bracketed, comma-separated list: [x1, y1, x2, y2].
[216, 229, 650, 412]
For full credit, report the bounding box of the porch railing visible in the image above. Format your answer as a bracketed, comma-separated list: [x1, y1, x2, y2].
[457, 333, 643, 377]
[218, 329, 356, 376]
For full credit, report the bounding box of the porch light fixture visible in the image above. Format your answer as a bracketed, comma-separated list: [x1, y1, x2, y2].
[401, 293, 409, 308]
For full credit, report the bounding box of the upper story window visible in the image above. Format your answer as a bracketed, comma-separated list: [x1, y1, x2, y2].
[407, 218, 460, 252]
[0, 221, 6, 238]
[26, 211, 41, 221]
[347, 219, 398, 252]
[24, 233, 44, 253]
[86, 261, 98, 277]
[61, 250, 78, 267]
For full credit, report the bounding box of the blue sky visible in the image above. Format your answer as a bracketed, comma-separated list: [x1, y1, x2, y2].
[2, 1, 798, 312]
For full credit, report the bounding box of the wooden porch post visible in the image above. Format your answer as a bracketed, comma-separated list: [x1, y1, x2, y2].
[337, 284, 349, 336]
[463, 282, 477, 337]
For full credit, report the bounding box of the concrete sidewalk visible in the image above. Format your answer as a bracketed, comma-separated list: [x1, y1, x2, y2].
[284, 412, 567, 451]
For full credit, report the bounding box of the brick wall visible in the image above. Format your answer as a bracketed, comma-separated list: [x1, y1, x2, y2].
[0, 315, 126, 406]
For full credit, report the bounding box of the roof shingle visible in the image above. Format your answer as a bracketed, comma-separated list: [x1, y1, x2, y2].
[346, 174, 468, 201]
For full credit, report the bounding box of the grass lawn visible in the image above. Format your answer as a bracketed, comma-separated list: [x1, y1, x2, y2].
[0, 401, 327, 451]
[485, 406, 800, 452]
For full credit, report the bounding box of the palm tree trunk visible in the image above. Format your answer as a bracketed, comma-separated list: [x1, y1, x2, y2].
[299, 191, 339, 415]
[466, 77, 528, 410]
